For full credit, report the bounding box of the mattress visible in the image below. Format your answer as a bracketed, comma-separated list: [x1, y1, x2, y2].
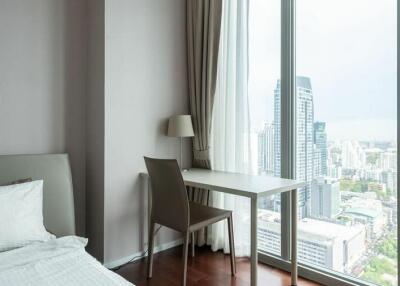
[0, 236, 133, 286]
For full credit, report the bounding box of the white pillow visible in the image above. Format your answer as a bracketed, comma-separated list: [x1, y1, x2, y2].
[0, 180, 55, 252]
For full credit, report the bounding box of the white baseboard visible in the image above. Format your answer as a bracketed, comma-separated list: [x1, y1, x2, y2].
[104, 238, 183, 269]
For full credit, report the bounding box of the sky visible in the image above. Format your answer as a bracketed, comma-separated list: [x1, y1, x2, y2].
[248, 0, 397, 141]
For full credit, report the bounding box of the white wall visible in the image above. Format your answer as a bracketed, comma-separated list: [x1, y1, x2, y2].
[0, 0, 87, 235]
[103, 0, 190, 264]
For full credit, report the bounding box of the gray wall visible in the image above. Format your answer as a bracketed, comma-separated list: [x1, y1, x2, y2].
[0, 0, 87, 235]
[0, 0, 190, 265]
[103, 0, 190, 263]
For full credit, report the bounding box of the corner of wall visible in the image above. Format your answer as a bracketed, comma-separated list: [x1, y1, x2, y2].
[85, 0, 106, 262]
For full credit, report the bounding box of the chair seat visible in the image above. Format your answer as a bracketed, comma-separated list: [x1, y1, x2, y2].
[189, 202, 231, 232]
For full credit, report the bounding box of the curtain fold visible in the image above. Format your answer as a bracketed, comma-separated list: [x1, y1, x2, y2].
[187, 0, 223, 246]
[209, 0, 251, 257]
[187, 0, 223, 169]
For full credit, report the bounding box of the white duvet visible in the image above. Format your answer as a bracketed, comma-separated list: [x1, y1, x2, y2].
[0, 236, 133, 286]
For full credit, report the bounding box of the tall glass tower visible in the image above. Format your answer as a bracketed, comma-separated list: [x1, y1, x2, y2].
[274, 76, 314, 218]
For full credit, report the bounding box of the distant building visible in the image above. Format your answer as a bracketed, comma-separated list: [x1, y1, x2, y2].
[274, 80, 281, 177]
[341, 140, 365, 169]
[313, 145, 322, 177]
[341, 191, 378, 200]
[274, 76, 314, 218]
[367, 182, 387, 194]
[313, 122, 327, 176]
[258, 210, 366, 273]
[311, 177, 341, 219]
[328, 164, 342, 179]
[363, 169, 381, 181]
[381, 170, 397, 192]
[341, 197, 386, 240]
[342, 208, 386, 240]
[258, 122, 275, 174]
[379, 149, 397, 170]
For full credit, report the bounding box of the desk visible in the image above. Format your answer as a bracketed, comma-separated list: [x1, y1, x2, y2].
[141, 168, 305, 286]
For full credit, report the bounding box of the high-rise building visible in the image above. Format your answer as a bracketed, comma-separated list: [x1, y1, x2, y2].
[258, 122, 275, 174]
[274, 76, 314, 218]
[311, 177, 341, 219]
[314, 122, 327, 176]
[274, 81, 281, 177]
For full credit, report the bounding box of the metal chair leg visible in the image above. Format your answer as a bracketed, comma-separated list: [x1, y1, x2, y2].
[182, 232, 190, 286]
[191, 232, 195, 257]
[227, 215, 236, 276]
[147, 221, 155, 278]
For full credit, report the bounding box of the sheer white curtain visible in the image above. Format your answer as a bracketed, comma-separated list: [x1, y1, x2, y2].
[208, 0, 252, 257]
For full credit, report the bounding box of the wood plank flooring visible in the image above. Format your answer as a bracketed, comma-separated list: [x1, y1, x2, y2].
[115, 245, 321, 286]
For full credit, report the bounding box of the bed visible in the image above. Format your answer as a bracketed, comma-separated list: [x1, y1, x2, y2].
[0, 154, 133, 286]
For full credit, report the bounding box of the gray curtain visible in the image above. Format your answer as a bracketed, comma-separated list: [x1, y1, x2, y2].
[187, 0, 223, 246]
[187, 0, 223, 169]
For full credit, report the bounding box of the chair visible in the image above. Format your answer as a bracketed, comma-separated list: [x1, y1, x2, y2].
[144, 157, 236, 286]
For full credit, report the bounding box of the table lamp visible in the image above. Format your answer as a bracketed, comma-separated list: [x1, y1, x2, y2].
[167, 115, 195, 169]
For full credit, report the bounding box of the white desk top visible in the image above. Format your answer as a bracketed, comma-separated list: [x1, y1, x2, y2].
[182, 168, 304, 198]
[141, 168, 305, 199]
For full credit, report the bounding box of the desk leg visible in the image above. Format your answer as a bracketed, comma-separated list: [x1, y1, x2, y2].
[147, 178, 152, 243]
[291, 189, 298, 286]
[250, 197, 258, 286]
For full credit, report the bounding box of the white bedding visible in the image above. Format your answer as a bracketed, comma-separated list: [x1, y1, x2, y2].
[0, 236, 133, 286]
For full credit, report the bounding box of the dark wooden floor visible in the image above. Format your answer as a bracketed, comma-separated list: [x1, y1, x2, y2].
[115, 245, 321, 286]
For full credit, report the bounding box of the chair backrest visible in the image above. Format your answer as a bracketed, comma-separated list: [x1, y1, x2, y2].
[144, 157, 189, 232]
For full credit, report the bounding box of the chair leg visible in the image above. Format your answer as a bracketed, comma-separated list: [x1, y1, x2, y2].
[191, 232, 195, 257]
[182, 232, 190, 286]
[227, 215, 236, 276]
[147, 221, 155, 279]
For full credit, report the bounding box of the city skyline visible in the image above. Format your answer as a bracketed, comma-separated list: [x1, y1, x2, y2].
[256, 75, 397, 285]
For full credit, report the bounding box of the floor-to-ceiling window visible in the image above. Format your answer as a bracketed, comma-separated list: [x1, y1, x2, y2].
[249, 0, 398, 285]
[296, 0, 397, 285]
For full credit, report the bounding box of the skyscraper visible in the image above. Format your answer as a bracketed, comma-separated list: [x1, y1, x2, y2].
[274, 76, 314, 218]
[314, 122, 328, 176]
[274, 81, 281, 177]
[258, 122, 275, 174]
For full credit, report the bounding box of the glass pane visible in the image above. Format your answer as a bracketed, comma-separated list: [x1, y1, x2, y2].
[297, 0, 397, 285]
[248, 0, 282, 256]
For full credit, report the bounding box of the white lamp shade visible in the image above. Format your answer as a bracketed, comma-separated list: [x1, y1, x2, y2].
[167, 115, 195, 137]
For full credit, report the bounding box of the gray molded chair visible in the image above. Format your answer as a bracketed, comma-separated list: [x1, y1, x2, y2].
[144, 157, 236, 286]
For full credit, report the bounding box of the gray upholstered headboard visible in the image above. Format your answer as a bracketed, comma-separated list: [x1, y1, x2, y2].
[0, 154, 76, 236]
